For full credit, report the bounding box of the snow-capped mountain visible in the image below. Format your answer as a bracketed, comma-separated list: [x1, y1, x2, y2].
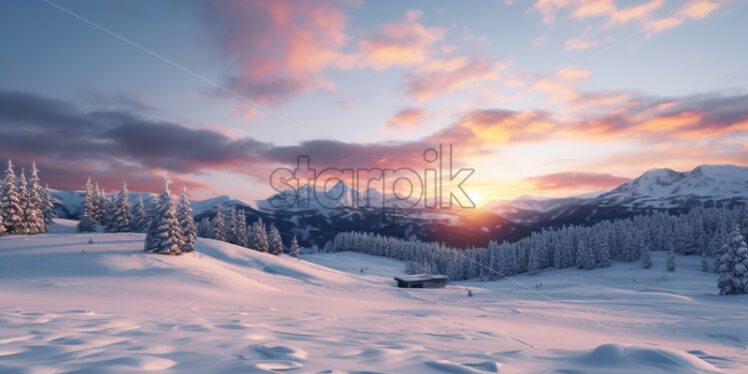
[49, 164, 748, 248]
[490, 164, 748, 228]
[255, 180, 418, 213]
[597, 164, 748, 208]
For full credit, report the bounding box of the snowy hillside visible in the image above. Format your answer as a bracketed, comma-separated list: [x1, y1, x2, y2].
[1, 222, 747, 373]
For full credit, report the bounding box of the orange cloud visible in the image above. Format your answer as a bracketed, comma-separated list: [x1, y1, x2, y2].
[646, 0, 720, 35]
[531, 0, 723, 36]
[564, 37, 599, 50]
[428, 109, 555, 146]
[384, 107, 429, 132]
[358, 10, 446, 70]
[403, 57, 506, 100]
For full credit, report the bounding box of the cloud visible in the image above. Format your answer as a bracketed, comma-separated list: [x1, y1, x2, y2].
[403, 57, 506, 100]
[428, 109, 555, 146]
[357, 10, 446, 70]
[567, 91, 748, 141]
[646, 0, 720, 35]
[204, 0, 355, 105]
[564, 37, 598, 50]
[531, 0, 723, 36]
[0, 90, 440, 191]
[524, 171, 630, 190]
[384, 107, 429, 132]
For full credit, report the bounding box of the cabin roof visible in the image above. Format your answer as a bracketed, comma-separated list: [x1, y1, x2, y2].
[394, 274, 448, 282]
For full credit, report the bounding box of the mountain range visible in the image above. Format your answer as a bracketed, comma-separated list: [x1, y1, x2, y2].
[51, 164, 748, 248]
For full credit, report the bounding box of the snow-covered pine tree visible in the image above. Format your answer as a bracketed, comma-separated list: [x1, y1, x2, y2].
[639, 240, 652, 268]
[25, 163, 47, 233]
[142, 195, 159, 249]
[77, 178, 98, 232]
[111, 183, 132, 232]
[701, 252, 710, 272]
[212, 204, 226, 241]
[102, 192, 117, 232]
[176, 187, 196, 253]
[290, 235, 300, 259]
[716, 225, 748, 295]
[15, 168, 31, 234]
[268, 224, 283, 255]
[576, 240, 589, 269]
[196, 217, 211, 238]
[666, 247, 676, 272]
[235, 210, 247, 247]
[1, 160, 25, 235]
[146, 177, 183, 255]
[249, 218, 269, 252]
[527, 246, 540, 274]
[597, 240, 611, 268]
[41, 184, 56, 225]
[93, 183, 106, 224]
[130, 196, 147, 232]
[0, 211, 5, 236]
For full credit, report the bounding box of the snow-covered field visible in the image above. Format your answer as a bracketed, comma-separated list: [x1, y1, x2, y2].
[1, 220, 747, 373]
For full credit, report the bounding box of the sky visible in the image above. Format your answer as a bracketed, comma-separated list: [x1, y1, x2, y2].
[1, 0, 747, 204]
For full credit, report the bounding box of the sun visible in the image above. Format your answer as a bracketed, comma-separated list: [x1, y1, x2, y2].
[468, 191, 481, 206]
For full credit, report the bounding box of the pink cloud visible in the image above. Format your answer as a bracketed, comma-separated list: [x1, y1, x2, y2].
[403, 57, 506, 100]
[205, 0, 356, 105]
[564, 37, 598, 50]
[357, 10, 446, 70]
[383, 107, 428, 132]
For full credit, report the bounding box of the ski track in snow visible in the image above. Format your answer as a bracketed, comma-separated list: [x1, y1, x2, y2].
[0, 220, 747, 373]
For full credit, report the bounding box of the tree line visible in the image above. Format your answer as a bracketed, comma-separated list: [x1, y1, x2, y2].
[76, 176, 300, 258]
[195, 207, 300, 258]
[327, 205, 748, 295]
[0, 160, 56, 236]
[76, 176, 196, 255]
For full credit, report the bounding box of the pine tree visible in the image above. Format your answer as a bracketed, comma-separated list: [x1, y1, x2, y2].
[235, 210, 247, 247]
[176, 187, 196, 253]
[268, 224, 283, 255]
[77, 178, 98, 232]
[1, 160, 25, 235]
[41, 184, 56, 225]
[290, 235, 300, 259]
[701, 251, 710, 272]
[597, 240, 611, 268]
[527, 247, 540, 274]
[249, 218, 269, 252]
[0, 212, 5, 236]
[666, 248, 676, 272]
[111, 183, 132, 232]
[93, 184, 106, 224]
[640, 242, 652, 269]
[145, 177, 183, 255]
[102, 192, 117, 232]
[197, 217, 211, 238]
[25, 163, 47, 233]
[130, 196, 147, 232]
[16, 168, 32, 234]
[576, 240, 587, 269]
[212, 204, 226, 241]
[716, 225, 748, 295]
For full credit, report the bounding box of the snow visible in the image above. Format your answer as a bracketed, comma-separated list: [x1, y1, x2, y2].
[1, 221, 748, 373]
[602, 164, 748, 207]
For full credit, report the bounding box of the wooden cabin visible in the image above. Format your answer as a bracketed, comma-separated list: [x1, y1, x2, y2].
[394, 274, 448, 288]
